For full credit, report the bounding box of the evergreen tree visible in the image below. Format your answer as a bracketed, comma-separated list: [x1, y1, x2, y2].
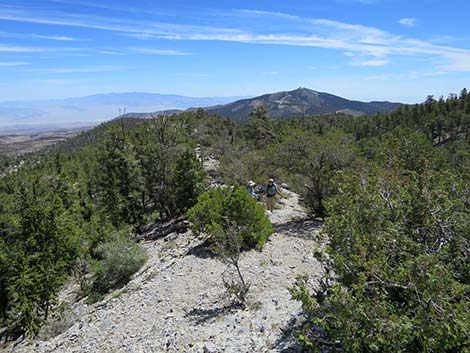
[97, 126, 144, 227]
[173, 150, 206, 214]
[246, 105, 275, 149]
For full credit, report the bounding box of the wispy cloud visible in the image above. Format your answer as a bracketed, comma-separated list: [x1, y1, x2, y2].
[398, 18, 416, 27]
[31, 34, 84, 41]
[439, 52, 470, 72]
[0, 44, 44, 52]
[0, 6, 242, 40]
[237, 9, 301, 21]
[1, 5, 470, 71]
[18, 78, 97, 86]
[27, 65, 132, 74]
[97, 50, 125, 55]
[0, 31, 85, 41]
[130, 48, 191, 56]
[0, 61, 30, 67]
[365, 70, 445, 81]
[0, 43, 92, 55]
[354, 59, 389, 66]
[48, 0, 169, 17]
[261, 71, 280, 75]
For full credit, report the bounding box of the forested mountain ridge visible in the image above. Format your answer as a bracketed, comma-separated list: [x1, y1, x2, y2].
[203, 87, 402, 119]
[0, 87, 399, 163]
[1, 89, 469, 352]
[15, 87, 398, 125]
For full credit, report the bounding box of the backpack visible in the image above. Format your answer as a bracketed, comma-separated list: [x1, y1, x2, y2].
[267, 183, 277, 196]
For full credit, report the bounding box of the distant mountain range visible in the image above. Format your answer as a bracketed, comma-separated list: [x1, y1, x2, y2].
[0, 93, 245, 128]
[0, 89, 402, 131]
[202, 88, 402, 120]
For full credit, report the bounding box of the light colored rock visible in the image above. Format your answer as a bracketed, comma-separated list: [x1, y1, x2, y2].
[203, 342, 217, 353]
[15, 161, 323, 353]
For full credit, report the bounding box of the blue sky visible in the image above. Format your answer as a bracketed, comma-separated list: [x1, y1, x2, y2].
[1, 0, 469, 103]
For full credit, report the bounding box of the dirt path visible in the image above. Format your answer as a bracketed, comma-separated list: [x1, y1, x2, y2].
[14, 170, 322, 353]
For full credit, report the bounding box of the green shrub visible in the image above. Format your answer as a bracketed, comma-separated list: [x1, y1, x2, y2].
[292, 168, 470, 353]
[173, 150, 206, 214]
[89, 234, 147, 301]
[188, 185, 273, 249]
[272, 129, 356, 217]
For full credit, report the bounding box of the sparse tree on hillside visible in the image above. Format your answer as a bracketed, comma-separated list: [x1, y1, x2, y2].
[98, 126, 144, 227]
[274, 130, 356, 217]
[1, 177, 82, 336]
[139, 114, 181, 220]
[173, 150, 206, 214]
[246, 105, 275, 149]
[212, 224, 250, 306]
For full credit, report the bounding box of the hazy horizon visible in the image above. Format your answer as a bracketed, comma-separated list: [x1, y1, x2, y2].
[0, 91, 248, 104]
[0, 91, 248, 128]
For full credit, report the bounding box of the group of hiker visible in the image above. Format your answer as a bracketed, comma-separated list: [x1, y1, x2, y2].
[246, 178, 283, 212]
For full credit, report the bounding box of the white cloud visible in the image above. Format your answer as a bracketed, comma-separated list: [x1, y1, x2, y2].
[355, 59, 390, 66]
[18, 78, 97, 86]
[439, 52, 470, 72]
[261, 71, 280, 75]
[398, 18, 416, 27]
[125, 33, 156, 40]
[0, 44, 92, 55]
[97, 50, 124, 55]
[0, 44, 44, 52]
[28, 65, 132, 74]
[0, 61, 30, 66]
[31, 34, 83, 41]
[0, 31, 85, 41]
[130, 48, 191, 56]
[365, 70, 445, 81]
[237, 9, 301, 21]
[2, 5, 470, 71]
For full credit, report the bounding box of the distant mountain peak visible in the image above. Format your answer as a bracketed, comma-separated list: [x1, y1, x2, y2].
[204, 88, 401, 120]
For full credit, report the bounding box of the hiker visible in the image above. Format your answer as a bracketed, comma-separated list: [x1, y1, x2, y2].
[246, 180, 257, 199]
[265, 178, 282, 212]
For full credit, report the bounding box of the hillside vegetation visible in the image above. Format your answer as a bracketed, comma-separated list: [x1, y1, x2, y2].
[1, 90, 469, 352]
[204, 87, 401, 120]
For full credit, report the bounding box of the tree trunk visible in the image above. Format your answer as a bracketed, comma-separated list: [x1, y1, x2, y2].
[137, 216, 188, 241]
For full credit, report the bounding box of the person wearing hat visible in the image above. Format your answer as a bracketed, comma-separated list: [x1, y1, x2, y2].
[246, 180, 257, 199]
[265, 178, 283, 212]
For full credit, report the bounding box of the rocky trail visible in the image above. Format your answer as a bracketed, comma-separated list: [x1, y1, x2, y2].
[13, 161, 323, 353]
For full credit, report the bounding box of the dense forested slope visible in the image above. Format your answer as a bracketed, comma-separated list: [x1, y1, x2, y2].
[1, 90, 469, 352]
[0, 111, 235, 338]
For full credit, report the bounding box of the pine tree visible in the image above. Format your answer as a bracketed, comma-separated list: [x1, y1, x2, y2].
[246, 105, 275, 149]
[98, 126, 144, 227]
[173, 150, 206, 214]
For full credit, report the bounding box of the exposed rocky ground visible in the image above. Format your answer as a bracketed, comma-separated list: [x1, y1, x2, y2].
[0, 128, 88, 156]
[11, 162, 323, 353]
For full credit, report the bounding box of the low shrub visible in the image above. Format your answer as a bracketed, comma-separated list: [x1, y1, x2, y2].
[89, 234, 147, 301]
[188, 185, 273, 249]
